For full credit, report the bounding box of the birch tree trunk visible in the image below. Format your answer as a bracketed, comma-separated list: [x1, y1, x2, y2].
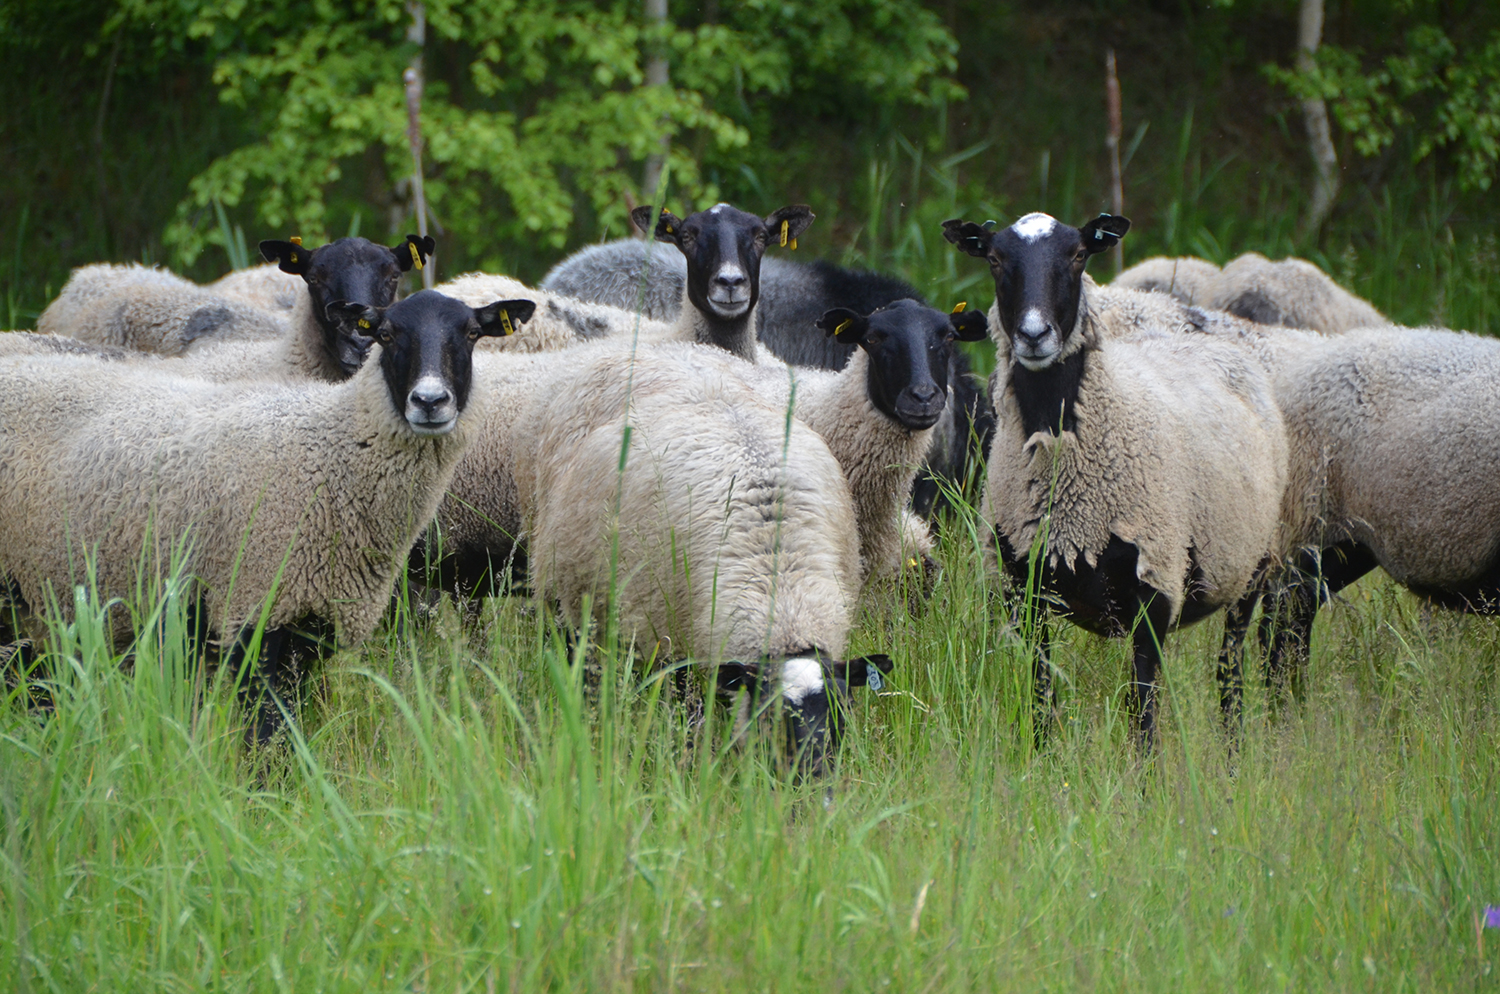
[640, 0, 670, 209]
[1298, 0, 1339, 238]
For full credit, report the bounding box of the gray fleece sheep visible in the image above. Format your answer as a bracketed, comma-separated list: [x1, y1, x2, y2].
[39, 263, 289, 355]
[210, 263, 304, 312]
[517, 342, 891, 777]
[1210, 251, 1388, 333]
[436, 271, 676, 353]
[1110, 255, 1221, 305]
[1216, 322, 1500, 697]
[0, 289, 531, 744]
[945, 212, 1287, 750]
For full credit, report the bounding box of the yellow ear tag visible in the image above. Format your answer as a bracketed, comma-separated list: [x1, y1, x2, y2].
[907, 557, 920, 569]
[780, 220, 789, 248]
[951, 301, 967, 314]
[289, 236, 303, 246]
[289, 252, 298, 263]
[408, 241, 424, 270]
[834, 319, 852, 336]
[500, 309, 515, 336]
[665, 224, 673, 234]
[358, 318, 371, 329]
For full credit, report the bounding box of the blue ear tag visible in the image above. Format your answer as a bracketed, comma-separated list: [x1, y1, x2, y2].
[1095, 229, 1105, 240]
[866, 668, 884, 692]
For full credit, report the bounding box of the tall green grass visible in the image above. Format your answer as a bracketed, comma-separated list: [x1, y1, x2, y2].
[3, 505, 1497, 991]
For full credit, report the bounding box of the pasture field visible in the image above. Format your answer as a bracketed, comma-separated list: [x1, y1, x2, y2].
[2, 500, 1496, 993]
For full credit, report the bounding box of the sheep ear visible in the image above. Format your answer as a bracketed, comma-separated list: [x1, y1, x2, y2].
[472, 298, 536, 339]
[649, 209, 685, 246]
[393, 234, 436, 272]
[949, 309, 989, 342]
[835, 654, 894, 691]
[630, 205, 658, 238]
[325, 300, 387, 342]
[716, 661, 762, 694]
[941, 219, 993, 258]
[815, 308, 866, 343]
[1078, 213, 1130, 254]
[260, 239, 311, 275]
[763, 205, 815, 250]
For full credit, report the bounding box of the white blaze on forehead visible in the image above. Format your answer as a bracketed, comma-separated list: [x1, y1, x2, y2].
[1020, 307, 1048, 336]
[709, 202, 730, 214]
[1010, 212, 1058, 242]
[780, 656, 825, 706]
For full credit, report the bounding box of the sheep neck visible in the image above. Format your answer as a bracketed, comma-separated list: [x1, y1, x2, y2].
[1009, 348, 1085, 436]
[677, 285, 759, 361]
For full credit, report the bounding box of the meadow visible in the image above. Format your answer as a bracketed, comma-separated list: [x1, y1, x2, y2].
[2, 482, 1496, 992]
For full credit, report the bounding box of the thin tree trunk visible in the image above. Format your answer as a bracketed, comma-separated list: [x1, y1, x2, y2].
[640, 0, 670, 208]
[405, 2, 434, 287]
[1105, 48, 1124, 276]
[1298, 0, 1339, 238]
[93, 30, 121, 256]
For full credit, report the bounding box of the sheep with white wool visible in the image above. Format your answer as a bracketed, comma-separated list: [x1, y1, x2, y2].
[210, 263, 304, 312]
[435, 271, 676, 353]
[0, 289, 532, 744]
[516, 342, 892, 776]
[39, 263, 290, 356]
[1110, 255, 1221, 306]
[945, 211, 1288, 749]
[1210, 251, 1388, 333]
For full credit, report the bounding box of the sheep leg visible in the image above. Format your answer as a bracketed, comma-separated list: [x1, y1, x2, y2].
[1031, 617, 1057, 749]
[1216, 589, 1259, 743]
[1262, 541, 1376, 705]
[229, 620, 329, 746]
[1129, 595, 1172, 755]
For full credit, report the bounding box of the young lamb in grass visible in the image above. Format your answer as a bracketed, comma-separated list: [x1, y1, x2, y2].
[944, 211, 1288, 750]
[516, 342, 891, 777]
[0, 289, 531, 745]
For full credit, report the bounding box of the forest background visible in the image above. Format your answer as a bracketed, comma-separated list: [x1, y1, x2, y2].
[3, 0, 1499, 338]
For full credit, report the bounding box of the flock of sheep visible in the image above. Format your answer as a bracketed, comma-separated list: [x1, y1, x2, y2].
[1, 199, 1495, 776]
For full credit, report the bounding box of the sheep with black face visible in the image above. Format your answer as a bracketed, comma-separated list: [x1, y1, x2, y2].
[944, 211, 1287, 750]
[0, 288, 529, 745]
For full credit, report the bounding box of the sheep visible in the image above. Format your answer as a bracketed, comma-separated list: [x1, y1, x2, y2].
[516, 342, 892, 777]
[0, 289, 533, 744]
[944, 211, 1288, 750]
[541, 231, 994, 523]
[435, 271, 676, 354]
[732, 300, 990, 585]
[38, 263, 290, 356]
[627, 202, 816, 361]
[1210, 251, 1389, 333]
[1110, 255, 1221, 306]
[210, 263, 304, 312]
[1206, 322, 1500, 698]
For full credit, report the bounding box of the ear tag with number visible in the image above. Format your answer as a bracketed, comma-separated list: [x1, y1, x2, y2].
[289, 236, 303, 246]
[866, 668, 884, 692]
[409, 241, 424, 269]
[834, 319, 852, 337]
[289, 252, 298, 263]
[780, 220, 789, 248]
[358, 318, 371, 330]
[500, 309, 515, 336]
[951, 301, 967, 314]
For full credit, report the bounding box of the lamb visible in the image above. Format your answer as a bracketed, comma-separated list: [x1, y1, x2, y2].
[1210, 251, 1388, 333]
[1213, 323, 1500, 698]
[517, 342, 892, 776]
[0, 288, 533, 744]
[944, 211, 1288, 750]
[38, 263, 290, 356]
[1110, 255, 1221, 305]
[210, 263, 304, 312]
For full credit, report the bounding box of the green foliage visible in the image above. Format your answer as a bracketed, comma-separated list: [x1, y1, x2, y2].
[1267, 25, 1500, 190]
[128, 0, 960, 268]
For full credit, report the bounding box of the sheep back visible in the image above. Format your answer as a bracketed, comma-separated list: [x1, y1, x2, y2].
[1212, 252, 1388, 333]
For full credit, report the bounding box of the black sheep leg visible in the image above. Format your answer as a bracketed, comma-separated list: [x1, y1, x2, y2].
[1129, 593, 1173, 754]
[229, 620, 329, 746]
[1262, 541, 1377, 704]
[1216, 588, 1260, 742]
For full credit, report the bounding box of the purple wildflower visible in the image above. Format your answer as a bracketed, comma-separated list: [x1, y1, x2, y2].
[1484, 905, 1500, 929]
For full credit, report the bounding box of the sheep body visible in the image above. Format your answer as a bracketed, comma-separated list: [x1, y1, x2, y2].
[437, 272, 676, 353]
[210, 264, 304, 312]
[1211, 251, 1388, 333]
[39, 263, 290, 356]
[1110, 255, 1221, 305]
[0, 338, 476, 651]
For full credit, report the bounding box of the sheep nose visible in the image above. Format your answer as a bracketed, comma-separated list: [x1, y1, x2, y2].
[908, 383, 940, 405]
[1017, 323, 1053, 345]
[409, 383, 452, 414]
[714, 271, 747, 289]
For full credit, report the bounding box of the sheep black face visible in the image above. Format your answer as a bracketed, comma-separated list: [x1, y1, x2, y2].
[327, 290, 533, 435]
[260, 234, 437, 377]
[716, 651, 893, 779]
[631, 202, 814, 323]
[817, 299, 989, 431]
[942, 213, 1129, 371]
